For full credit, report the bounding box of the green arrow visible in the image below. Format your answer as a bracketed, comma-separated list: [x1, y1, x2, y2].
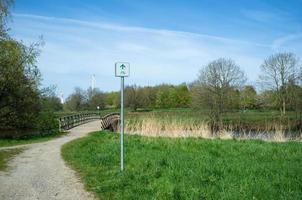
[120, 64, 126, 69]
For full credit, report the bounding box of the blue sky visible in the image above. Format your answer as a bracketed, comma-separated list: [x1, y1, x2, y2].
[9, 0, 302, 96]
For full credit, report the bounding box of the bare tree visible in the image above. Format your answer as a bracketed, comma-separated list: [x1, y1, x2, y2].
[192, 58, 246, 132]
[64, 87, 87, 111]
[259, 52, 302, 115]
[87, 88, 106, 110]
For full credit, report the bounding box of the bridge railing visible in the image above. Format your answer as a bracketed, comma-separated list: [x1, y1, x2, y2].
[59, 113, 100, 131]
[101, 113, 120, 131]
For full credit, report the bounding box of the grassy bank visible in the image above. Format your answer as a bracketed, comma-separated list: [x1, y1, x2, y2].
[0, 148, 23, 171]
[62, 131, 302, 199]
[0, 132, 66, 148]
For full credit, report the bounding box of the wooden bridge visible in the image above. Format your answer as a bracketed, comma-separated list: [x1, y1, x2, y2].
[58, 112, 120, 132]
[100, 113, 120, 131]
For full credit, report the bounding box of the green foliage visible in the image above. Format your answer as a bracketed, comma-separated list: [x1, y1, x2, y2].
[41, 96, 62, 111]
[64, 87, 87, 111]
[258, 90, 278, 110]
[174, 84, 191, 107]
[35, 112, 59, 134]
[240, 85, 258, 109]
[87, 88, 106, 110]
[105, 91, 119, 108]
[287, 81, 302, 111]
[66, 84, 192, 111]
[139, 86, 157, 108]
[0, 39, 42, 130]
[41, 86, 63, 112]
[64, 87, 107, 111]
[155, 84, 191, 109]
[62, 132, 302, 200]
[0, 1, 61, 138]
[124, 84, 191, 111]
[125, 85, 141, 111]
[155, 85, 174, 108]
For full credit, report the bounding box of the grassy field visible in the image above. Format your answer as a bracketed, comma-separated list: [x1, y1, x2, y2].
[62, 131, 302, 200]
[0, 132, 67, 148]
[0, 148, 23, 171]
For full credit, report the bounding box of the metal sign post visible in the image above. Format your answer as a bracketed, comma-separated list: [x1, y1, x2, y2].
[115, 62, 130, 171]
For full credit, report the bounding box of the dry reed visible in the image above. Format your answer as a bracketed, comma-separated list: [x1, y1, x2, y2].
[124, 114, 300, 142]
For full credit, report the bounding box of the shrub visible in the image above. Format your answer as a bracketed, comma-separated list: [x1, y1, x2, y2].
[35, 112, 59, 135]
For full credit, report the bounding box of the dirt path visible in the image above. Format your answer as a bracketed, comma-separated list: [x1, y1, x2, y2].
[0, 120, 101, 200]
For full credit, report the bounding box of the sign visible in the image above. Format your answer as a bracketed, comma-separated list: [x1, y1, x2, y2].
[115, 62, 130, 171]
[115, 62, 130, 77]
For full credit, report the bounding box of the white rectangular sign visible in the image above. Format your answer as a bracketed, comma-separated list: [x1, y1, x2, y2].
[115, 62, 130, 77]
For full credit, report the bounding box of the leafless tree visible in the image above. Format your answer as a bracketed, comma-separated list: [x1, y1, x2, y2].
[192, 58, 246, 132]
[259, 52, 302, 115]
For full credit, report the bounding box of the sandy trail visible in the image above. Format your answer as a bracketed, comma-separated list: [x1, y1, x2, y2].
[0, 120, 101, 200]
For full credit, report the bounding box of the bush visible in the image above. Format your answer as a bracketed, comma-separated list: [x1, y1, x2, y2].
[0, 112, 59, 139]
[35, 112, 59, 135]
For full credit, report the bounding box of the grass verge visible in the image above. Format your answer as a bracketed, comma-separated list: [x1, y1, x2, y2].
[0, 148, 23, 171]
[0, 132, 67, 148]
[62, 131, 302, 200]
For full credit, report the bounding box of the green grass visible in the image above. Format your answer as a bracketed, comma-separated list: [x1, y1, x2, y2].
[0, 132, 67, 148]
[62, 131, 302, 199]
[0, 148, 23, 171]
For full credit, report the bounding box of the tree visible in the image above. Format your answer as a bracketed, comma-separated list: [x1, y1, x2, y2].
[240, 85, 257, 110]
[139, 86, 157, 108]
[191, 58, 246, 131]
[0, 0, 60, 137]
[259, 52, 302, 115]
[174, 83, 191, 108]
[258, 90, 277, 110]
[0, 39, 42, 130]
[125, 85, 141, 111]
[155, 84, 175, 108]
[40, 86, 63, 112]
[64, 87, 87, 111]
[287, 80, 302, 113]
[64, 87, 107, 111]
[105, 91, 119, 108]
[87, 88, 106, 110]
[0, 0, 13, 38]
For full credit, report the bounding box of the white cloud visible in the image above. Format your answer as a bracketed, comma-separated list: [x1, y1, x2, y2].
[11, 13, 281, 95]
[272, 33, 302, 52]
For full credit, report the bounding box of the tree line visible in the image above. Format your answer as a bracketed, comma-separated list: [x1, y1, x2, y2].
[64, 53, 301, 118]
[63, 84, 192, 111]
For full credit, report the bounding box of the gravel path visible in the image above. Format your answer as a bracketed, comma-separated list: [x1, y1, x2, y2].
[0, 120, 101, 200]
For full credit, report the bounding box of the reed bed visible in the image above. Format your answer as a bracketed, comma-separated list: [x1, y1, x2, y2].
[125, 112, 301, 142]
